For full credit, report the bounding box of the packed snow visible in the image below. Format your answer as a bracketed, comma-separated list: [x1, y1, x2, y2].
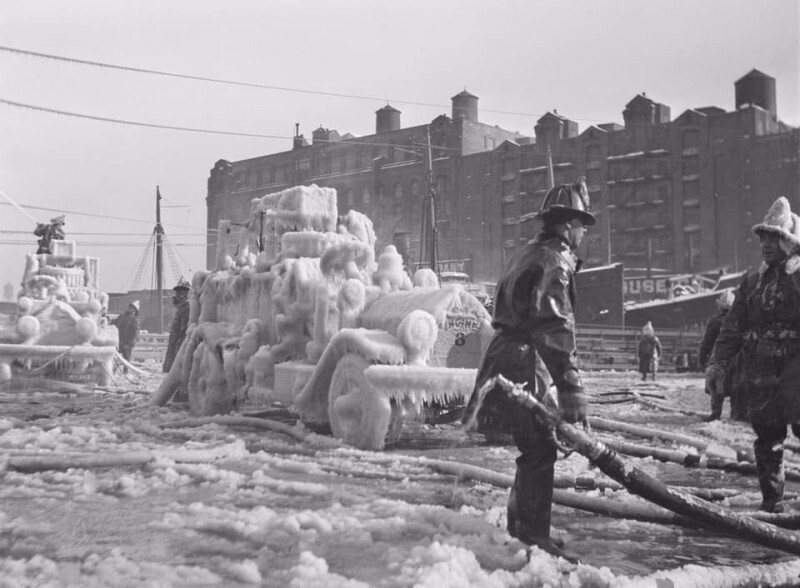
[2, 366, 800, 587]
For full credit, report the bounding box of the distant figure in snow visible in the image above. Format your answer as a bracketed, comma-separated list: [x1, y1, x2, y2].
[33, 215, 66, 254]
[709, 196, 800, 514]
[464, 177, 594, 563]
[699, 290, 735, 421]
[113, 301, 141, 365]
[637, 321, 661, 381]
[163, 278, 191, 373]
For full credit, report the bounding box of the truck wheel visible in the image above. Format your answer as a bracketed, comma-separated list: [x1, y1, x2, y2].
[328, 354, 392, 450]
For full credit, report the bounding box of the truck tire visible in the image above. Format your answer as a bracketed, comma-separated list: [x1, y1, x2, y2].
[328, 354, 393, 450]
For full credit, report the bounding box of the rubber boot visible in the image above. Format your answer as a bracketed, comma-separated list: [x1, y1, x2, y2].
[755, 438, 785, 514]
[507, 456, 552, 542]
[703, 394, 724, 422]
[507, 455, 580, 563]
[526, 537, 579, 564]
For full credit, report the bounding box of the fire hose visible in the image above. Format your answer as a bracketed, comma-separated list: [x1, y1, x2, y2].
[483, 374, 800, 556]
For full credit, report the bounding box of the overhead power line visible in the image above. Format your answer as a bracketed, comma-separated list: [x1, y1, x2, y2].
[0, 200, 201, 229]
[0, 96, 465, 152]
[0, 97, 291, 140]
[0, 44, 600, 122]
[0, 239, 206, 247]
[0, 229, 207, 236]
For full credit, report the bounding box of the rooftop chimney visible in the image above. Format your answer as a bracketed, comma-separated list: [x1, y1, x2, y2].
[292, 123, 308, 150]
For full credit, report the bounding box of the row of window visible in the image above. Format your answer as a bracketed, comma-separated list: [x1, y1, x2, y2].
[608, 160, 671, 181]
[611, 206, 672, 229]
[611, 234, 673, 255]
[235, 143, 430, 189]
[337, 180, 457, 218]
[235, 125, 711, 194]
[610, 183, 671, 205]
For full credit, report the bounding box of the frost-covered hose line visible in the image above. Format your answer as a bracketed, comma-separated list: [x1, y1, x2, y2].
[423, 457, 800, 529]
[160, 415, 310, 443]
[114, 352, 148, 376]
[630, 391, 706, 417]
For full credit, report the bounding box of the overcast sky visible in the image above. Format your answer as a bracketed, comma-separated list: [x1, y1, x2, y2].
[1, 0, 798, 298]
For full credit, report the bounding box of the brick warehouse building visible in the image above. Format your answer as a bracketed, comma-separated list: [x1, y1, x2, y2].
[206, 90, 526, 280]
[207, 70, 799, 281]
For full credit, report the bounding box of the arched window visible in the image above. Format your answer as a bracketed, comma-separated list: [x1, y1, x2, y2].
[362, 186, 371, 204]
[394, 182, 403, 201]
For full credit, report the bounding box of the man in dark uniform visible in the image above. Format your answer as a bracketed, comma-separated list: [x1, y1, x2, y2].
[709, 196, 800, 513]
[465, 177, 593, 561]
[112, 301, 141, 364]
[699, 289, 735, 421]
[163, 278, 191, 373]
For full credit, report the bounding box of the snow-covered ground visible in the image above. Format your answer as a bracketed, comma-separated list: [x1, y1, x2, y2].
[2, 364, 800, 587]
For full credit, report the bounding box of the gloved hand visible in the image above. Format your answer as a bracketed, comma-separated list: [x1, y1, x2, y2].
[558, 388, 587, 424]
[557, 370, 587, 424]
[704, 364, 722, 395]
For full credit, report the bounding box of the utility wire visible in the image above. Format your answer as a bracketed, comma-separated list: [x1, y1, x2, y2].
[0, 97, 292, 140]
[0, 44, 607, 123]
[0, 239, 206, 247]
[0, 229, 207, 236]
[0, 200, 201, 229]
[0, 97, 466, 153]
[4, 92, 688, 169]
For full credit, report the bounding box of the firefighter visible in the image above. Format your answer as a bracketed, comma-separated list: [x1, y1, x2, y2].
[709, 196, 800, 513]
[163, 278, 191, 373]
[637, 321, 662, 381]
[699, 289, 735, 421]
[464, 177, 593, 562]
[112, 301, 141, 364]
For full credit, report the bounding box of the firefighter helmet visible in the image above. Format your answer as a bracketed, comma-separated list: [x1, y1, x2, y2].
[173, 277, 191, 291]
[536, 177, 596, 226]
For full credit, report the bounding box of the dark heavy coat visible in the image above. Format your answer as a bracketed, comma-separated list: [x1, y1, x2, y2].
[699, 310, 727, 369]
[465, 232, 584, 438]
[163, 299, 190, 373]
[112, 310, 140, 361]
[637, 335, 662, 375]
[713, 261, 800, 425]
